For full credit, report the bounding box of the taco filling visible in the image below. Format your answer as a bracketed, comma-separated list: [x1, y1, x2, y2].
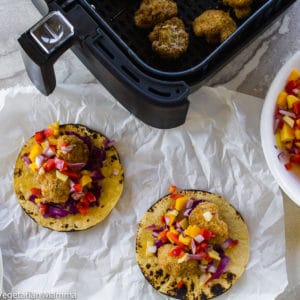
[14, 122, 124, 231]
[136, 187, 249, 300]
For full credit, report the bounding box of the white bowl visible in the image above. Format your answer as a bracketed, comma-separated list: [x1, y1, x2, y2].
[261, 51, 300, 206]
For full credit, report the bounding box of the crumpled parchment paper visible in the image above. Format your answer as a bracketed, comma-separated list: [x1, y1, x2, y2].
[0, 84, 287, 300]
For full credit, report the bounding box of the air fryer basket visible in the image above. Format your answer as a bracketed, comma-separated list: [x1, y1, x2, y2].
[19, 0, 296, 128]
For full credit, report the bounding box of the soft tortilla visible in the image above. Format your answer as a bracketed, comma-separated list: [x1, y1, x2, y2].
[136, 190, 249, 299]
[14, 124, 124, 232]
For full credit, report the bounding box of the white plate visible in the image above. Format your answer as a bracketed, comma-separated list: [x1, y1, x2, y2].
[261, 51, 300, 206]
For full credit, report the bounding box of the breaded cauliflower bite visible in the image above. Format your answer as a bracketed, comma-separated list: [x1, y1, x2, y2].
[193, 10, 237, 44]
[223, 0, 253, 19]
[188, 202, 229, 244]
[37, 170, 70, 204]
[134, 0, 178, 29]
[57, 135, 89, 164]
[157, 244, 200, 277]
[149, 17, 189, 60]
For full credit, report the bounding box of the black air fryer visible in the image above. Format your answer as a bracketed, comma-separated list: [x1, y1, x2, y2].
[19, 0, 295, 128]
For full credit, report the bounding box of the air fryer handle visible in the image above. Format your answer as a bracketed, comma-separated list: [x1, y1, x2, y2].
[18, 11, 75, 95]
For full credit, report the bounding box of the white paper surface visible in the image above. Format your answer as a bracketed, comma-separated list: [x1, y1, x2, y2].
[0, 84, 287, 300]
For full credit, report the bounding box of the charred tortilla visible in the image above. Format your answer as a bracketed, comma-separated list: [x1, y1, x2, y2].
[136, 190, 249, 299]
[14, 124, 124, 232]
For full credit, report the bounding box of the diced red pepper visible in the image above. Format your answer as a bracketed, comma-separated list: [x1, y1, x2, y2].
[59, 141, 68, 147]
[170, 193, 183, 200]
[166, 232, 185, 247]
[73, 183, 83, 193]
[35, 131, 45, 143]
[83, 191, 96, 203]
[199, 229, 216, 240]
[296, 119, 300, 129]
[30, 188, 42, 197]
[76, 201, 89, 215]
[293, 101, 300, 115]
[44, 127, 54, 138]
[176, 280, 185, 290]
[197, 242, 208, 251]
[43, 159, 56, 172]
[290, 154, 300, 164]
[54, 157, 68, 171]
[285, 162, 292, 170]
[285, 80, 298, 95]
[61, 170, 81, 179]
[158, 230, 168, 243]
[168, 246, 184, 257]
[160, 215, 166, 224]
[39, 204, 47, 215]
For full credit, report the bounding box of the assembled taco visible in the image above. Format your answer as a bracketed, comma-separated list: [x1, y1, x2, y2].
[14, 122, 124, 231]
[136, 187, 249, 299]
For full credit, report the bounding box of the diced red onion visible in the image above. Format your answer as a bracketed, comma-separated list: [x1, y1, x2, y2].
[29, 194, 37, 202]
[71, 192, 85, 200]
[60, 144, 75, 154]
[279, 109, 296, 118]
[186, 198, 194, 209]
[22, 154, 32, 166]
[154, 239, 164, 248]
[42, 146, 55, 157]
[221, 238, 238, 250]
[147, 245, 157, 253]
[188, 253, 207, 260]
[152, 231, 159, 238]
[194, 234, 205, 244]
[183, 208, 193, 217]
[103, 139, 115, 148]
[208, 265, 217, 274]
[68, 162, 86, 170]
[191, 239, 196, 254]
[54, 157, 67, 171]
[212, 255, 230, 279]
[38, 167, 45, 175]
[277, 152, 287, 163]
[292, 88, 299, 95]
[145, 224, 158, 230]
[165, 216, 170, 226]
[35, 155, 45, 168]
[273, 117, 280, 133]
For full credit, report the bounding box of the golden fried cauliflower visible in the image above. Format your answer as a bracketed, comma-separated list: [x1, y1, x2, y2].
[134, 0, 178, 29]
[157, 244, 200, 277]
[188, 202, 229, 244]
[57, 135, 89, 163]
[37, 170, 70, 204]
[193, 10, 237, 44]
[223, 0, 253, 19]
[149, 17, 189, 60]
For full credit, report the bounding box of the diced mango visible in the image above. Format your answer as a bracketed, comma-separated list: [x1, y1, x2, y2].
[80, 175, 92, 187]
[29, 162, 38, 172]
[185, 225, 201, 238]
[29, 144, 43, 162]
[285, 142, 293, 150]
[169, 225, 179, 235]
[178, 218, 188, 230]
[287, 95, 300, 109]
[275, 131, 283, 150]
[207, 249, 221, 261]
[295, 142, 300, 148]
[48, 137, 58, 145]
[48, 121, 60, 136]
[280, 123, 295, 142]
[56, 170, 69, 182]
[287, 68, 300, 82]
[35, 198, 43, 204]
[295, 129, 300, 140]
[175, 196, 189, 211]
[283, 115, 295, 128]
[276, 91, 288, 109]
[179, 234, 192, 246]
